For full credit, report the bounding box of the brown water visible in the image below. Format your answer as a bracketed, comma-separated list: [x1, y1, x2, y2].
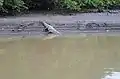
[0, 36, 120, 79]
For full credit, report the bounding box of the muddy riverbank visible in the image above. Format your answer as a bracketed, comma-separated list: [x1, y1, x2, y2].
[0, 12, 120, 37]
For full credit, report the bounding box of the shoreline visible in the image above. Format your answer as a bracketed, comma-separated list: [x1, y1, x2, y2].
[0, 12, 120, 37]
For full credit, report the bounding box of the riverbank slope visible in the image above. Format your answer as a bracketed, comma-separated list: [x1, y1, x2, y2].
[0, 12, 120, 37]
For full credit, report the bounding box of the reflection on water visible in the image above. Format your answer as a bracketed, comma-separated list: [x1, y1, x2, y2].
[102, 70, 120, 79]
[0, 36, 120, 79]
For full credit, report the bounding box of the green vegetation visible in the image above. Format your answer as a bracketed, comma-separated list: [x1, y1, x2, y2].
[0, 0, 120, 15]
[0, 0, 27, 13]
[59, 0, 120, 11]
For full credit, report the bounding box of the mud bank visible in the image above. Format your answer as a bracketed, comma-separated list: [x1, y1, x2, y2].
[0, 12, 120, 37]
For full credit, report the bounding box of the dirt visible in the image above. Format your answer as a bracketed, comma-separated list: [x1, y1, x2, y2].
[0, 12, 120, 37]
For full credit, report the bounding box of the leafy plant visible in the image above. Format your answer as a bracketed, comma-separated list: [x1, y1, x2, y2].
[1, 0, 120, 15]
[0, 0, 27, 13]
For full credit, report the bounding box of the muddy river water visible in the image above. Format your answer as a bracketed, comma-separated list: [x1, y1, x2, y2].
[0, 36, 120, 79]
